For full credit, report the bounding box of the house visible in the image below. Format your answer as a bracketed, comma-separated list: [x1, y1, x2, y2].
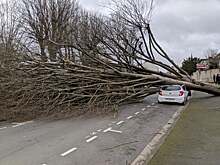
[193, 53, 220, 82]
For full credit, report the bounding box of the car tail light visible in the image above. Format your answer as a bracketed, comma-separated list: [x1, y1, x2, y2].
[159, 91, 163, 95]
[179, 91, 184, 96]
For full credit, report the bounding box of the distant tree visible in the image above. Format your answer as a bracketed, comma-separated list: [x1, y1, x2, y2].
[0, 1, 24, 67]
[181, 55, 201, 76]
[20, 0, 79, 62]
[206, 49, 220, 69]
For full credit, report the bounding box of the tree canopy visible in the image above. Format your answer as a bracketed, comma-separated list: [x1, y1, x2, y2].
[181, 56, 201, 76]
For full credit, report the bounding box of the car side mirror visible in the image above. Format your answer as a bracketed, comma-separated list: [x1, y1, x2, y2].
[188, 90, 192, 96]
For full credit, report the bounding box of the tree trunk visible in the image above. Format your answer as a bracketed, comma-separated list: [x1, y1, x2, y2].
[158, 76, 220, 96]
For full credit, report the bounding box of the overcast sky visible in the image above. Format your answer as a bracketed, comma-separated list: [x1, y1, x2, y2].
[79, 0, 220, 64]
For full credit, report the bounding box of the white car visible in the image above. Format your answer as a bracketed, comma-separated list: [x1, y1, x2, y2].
[158, 85, 190, 105]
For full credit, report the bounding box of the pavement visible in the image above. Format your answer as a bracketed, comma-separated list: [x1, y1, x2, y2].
[148, 92, 220, 165]
[0, 95, 183, 165]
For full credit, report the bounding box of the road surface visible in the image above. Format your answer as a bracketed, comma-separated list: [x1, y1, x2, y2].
[0, 95, 183, 165]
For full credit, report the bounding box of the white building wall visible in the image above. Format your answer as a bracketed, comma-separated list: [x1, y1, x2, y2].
[192, 69, 220, 82]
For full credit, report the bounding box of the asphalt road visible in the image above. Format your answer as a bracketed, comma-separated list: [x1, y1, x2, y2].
[0, 95, 182, 165]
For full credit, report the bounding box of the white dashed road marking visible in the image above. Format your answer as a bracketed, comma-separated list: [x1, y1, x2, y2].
[103, 127, 122, 134]
[103, 127, 112, 133]
[142, 108, 146, 111]
[86, 136, 98, 143]
[97, 129, 102, 132]
[108, 129, 122, 134]
[147, 105, 151, 108]
[116, 121, 124, 125]
[91, 132, 97, 135]
[12, 121, 33, 128]
[0, 127, 7, 130]
[61, 147, 78, 157]
[127, 116, 133, 120]
[135, 112, 140, 115]
[12, 124, 23, 128]
[12, 124, 24, 128]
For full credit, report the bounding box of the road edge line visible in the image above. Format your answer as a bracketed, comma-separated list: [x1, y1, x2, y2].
[130, 102, 190, 165]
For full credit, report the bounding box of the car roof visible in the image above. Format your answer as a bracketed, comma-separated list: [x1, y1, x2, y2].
[161, 85, 183, 87]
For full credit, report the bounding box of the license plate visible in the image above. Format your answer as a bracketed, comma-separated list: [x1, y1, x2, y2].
[166, 98, 174, 100]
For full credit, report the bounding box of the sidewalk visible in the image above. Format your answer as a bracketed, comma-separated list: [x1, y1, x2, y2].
[148, 92, 220, 165]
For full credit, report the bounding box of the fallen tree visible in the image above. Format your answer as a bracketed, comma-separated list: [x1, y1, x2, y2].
[0, 0, 220, 120]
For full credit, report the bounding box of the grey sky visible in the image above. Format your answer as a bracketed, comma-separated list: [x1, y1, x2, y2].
[79, 0, 220, 64]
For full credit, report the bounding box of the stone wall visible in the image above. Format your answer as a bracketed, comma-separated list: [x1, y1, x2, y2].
[192, 69, 220, 82]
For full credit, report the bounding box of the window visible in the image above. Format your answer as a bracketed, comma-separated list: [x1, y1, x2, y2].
[161, 85, 181, 91]
[182, 86, 186, 91]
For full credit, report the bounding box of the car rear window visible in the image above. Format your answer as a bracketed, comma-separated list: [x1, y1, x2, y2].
[161, 86, 181, 91]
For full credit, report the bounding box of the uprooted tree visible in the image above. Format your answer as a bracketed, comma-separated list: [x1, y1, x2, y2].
[1, 0, 220, 120]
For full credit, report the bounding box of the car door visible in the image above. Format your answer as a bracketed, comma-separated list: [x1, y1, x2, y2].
[182, 85, 188, 100]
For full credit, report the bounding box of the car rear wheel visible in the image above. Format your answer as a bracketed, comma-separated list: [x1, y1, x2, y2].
[180, 99, 186, 105]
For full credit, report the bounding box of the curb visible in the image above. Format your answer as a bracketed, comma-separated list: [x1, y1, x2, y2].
[130, 102, 190, 165]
